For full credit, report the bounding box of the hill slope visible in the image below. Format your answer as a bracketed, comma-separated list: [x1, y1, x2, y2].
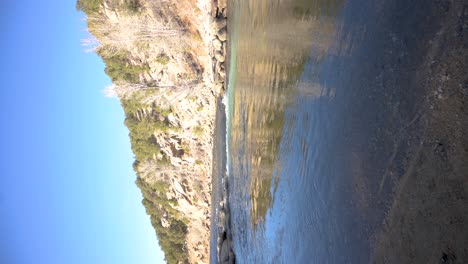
[77, 0, 228, 262]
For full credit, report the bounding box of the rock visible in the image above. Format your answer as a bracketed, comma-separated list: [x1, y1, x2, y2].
[167, 113, 179, 127]
[161, 217, 170, 228]
[220, 239, 230, 261]
[213, 38, 223, 51]
[143, 72, 153, 83]
[218, 67, 226, 79]
[184, 157, 195, 164]
[215, 51, 225, 62]
[214, 83, 224, 95]
[210, 17, 227, 32]
[217, 27, 227, 41]
[214, 68, 220, 83]
[216, 60, 222, 73]
[218, 0, 227, 9]
[219, 210, 226, 223]
[156, 153, 163, 160]
[211, 1, 218, 17]
[220, 8, 227, 18]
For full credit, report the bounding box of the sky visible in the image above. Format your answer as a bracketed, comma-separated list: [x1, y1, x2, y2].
[0, 1, 165, 263]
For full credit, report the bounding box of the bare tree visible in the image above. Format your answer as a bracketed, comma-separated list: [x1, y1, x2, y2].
[85, 13, 186, 49]
[137, 159, 194, 183]
[102, 80, 198, 104]
[103, 82, 157, 99]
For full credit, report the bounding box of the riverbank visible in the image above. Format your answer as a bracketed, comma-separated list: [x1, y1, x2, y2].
[209, 96, 236, 264]
[208, 0, 236, 263]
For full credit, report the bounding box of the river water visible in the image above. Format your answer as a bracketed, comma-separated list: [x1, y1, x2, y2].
[224, 0, 462, 263]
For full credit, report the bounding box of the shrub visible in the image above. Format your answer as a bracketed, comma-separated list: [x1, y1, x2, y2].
[76, 0, 104, 13]
[123, 0, 142, 14]
[97, 49, 149, 83]
[193, 126, 203, 137]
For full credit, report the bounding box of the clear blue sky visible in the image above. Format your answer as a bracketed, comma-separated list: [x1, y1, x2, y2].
[0, 1, 165, 263]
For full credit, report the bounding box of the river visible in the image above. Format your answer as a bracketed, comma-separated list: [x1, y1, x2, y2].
[223, 0, 468, 263]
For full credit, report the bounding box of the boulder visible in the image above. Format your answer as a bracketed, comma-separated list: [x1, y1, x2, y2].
[218, 0, 227, 9]
[218, 67, 226, 79]
[217, 27, 227, 41]
[213, 38, 223, 51]
[211, 1, 218, 17]
[167, 113, 179, 127]
[215, 60, 222, 73]
[215, 51, 225, 62]
[220, 239, 230, 262]
[214, 83, 224, 95]
[220, 8, 227, 18]
[210, 17, 227, 32]
[219, 209, 226, 223]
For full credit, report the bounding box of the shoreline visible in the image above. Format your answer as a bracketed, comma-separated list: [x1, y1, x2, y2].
[208, 0, 236, 263]
[209, 96, 235, 264]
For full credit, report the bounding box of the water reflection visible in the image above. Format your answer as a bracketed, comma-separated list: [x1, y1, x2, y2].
[227, 0, 453, 261]
[229, 0, 345, 227]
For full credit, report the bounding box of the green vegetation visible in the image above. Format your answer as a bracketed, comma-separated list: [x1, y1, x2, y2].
[78, 2, 191, 262]
[137, 179, 189, 264]
[292, 0, 345, 18]
[193, 126, 204, 137]
[76, 0, 143, 14]
[76, 0, 104, 13]
[119, 87, 189, 263]
[123, 0, 142, 14]
[156, 54, 170, 65]
[97, 49, 149, 83]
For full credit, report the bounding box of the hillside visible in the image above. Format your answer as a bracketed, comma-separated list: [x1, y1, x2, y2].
[77, 0, 227, 263]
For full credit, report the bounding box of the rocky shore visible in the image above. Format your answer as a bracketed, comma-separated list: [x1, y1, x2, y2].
[217, 199, 236, 264]
[208, 1, 236, 263]
[209, 0, 228, 95]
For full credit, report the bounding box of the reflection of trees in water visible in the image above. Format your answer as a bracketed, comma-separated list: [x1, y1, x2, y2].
[292, 0, 345, 18]
[231, 0, 345, 226]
